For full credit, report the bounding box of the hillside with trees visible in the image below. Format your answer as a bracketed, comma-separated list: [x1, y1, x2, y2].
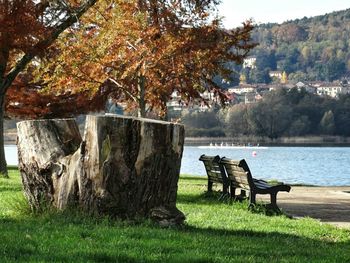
[183, 89, 350, 139]
[235, 8, 350, 84]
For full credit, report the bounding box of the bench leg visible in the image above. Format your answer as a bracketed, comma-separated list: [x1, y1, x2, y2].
[249, 190, 256, 209]
[220, 182, 230, 200]
[230, 184, 236, 199]
[267, 192, 282, 214]
[208, 181, 213, 192]
[270, 192, 279, 210]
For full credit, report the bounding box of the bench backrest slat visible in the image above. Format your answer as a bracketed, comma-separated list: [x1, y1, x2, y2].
[199, 155, 223, 183]
[219, 157, 253, 190]
[224, 167, 248, 186]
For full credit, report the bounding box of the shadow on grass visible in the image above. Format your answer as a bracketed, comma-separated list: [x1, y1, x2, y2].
[178, 191, 290, 216]
[0, 185, 23, 192]
[177, 191, 222, 204]
[0, 215, 349, 263]
[1, 244, 140, 263]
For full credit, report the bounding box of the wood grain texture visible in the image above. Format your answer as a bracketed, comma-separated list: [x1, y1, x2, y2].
[17, 115, 185, 225]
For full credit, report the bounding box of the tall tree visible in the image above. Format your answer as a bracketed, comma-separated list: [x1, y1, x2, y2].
[224, 104, 250, 136]
[319, 110, 335, 135]
[0, 0, 99, 177]
[249, 90, 293, 139]
[37, 0, 256, 118]
[281, 71, 288, 83]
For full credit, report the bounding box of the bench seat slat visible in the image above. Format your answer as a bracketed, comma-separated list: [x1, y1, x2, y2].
[219, 157, 291, 209]
[254, 181, 270, 189]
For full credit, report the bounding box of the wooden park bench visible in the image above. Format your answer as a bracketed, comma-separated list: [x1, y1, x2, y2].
[199, 154, 229, 199]
[219, 157, 291, 210]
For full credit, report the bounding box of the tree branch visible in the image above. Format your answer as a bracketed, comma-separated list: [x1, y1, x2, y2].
[2, 0, 99, 95]
[108, 77, 139, 103]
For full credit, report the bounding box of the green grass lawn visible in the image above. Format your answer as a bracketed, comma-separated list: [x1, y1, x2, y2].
[1, 169, 349, 262]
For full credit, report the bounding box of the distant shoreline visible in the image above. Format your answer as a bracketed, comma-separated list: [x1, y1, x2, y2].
[185, 136, 350, 147]
[5, 134, 350, 147]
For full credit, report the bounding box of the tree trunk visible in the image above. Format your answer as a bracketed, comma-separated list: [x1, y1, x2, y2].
[137, 75, 146, 117]
[17, 115, 185, 225]
[0, 96, 8, 178]
[0, 48, 9, 178]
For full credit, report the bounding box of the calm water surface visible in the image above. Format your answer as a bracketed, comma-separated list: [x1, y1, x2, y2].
[181, 146, 350, 186]
[5, 145, 350, 186]
[5, 145, 17, 166]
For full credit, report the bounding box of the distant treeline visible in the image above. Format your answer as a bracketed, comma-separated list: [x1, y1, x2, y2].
[182, 88, 350, 139]
[217, 8, 350, 86]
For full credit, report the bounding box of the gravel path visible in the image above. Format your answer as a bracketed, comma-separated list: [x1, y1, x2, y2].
[259, 186, 350, 229]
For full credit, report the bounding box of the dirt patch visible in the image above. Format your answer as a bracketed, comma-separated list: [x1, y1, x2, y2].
[259, 186, 350, 229]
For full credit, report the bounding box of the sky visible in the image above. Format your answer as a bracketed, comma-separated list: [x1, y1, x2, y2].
[218, 0, 350, 28]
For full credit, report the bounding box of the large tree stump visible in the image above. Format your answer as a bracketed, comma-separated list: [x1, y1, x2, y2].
[17, 115, 185, 225]
[17, 119, 82, 210]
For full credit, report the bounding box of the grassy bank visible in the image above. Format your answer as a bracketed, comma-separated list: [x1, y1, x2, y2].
[1, 170, 349, 262]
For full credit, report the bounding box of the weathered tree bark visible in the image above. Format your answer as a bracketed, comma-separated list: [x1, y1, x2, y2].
[17, 119, 82, 210]
[17, 115, 185, 225]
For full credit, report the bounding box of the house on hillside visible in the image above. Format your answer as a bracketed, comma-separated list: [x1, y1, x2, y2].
[200, 90, 217, 101]
[241, 92, 264, 104]
[269, 71, 283, 80]
[314, 82, 349, 98]
[255, 84, 269, 94]
[295, 81, 317, 94]
[228, 84, 256, 94]
[268, 83, 294, 91]
[166, 90, 185, 119]
[243, 57, 257, 69]
[227, 84, 265, 104]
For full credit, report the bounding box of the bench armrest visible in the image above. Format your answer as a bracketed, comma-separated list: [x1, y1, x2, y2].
[253, 179, 268, 183]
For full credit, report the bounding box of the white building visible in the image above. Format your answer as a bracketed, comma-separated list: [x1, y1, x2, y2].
[295, 82, 317, 94]
[269, 71, 283, 79]
[243, 57, 256, 69]
[166, 90, 184, 111]
[200, 90, 216, 101]
[228, 85, 256, 94]
[316, 83, 349, 98]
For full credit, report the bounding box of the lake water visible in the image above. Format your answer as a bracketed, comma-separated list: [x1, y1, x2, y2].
[181, 146, 350, 186]
[5, 145, 18, 166]
[5, 145, 350, 186]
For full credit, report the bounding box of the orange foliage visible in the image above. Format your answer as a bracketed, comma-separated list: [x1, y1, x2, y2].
[0, 0, 99, 173]
[34, 0, 256, 117]
[6, 74, 110, 118]
[1, 0, 99, 117]
[0, 1, 46, 51]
